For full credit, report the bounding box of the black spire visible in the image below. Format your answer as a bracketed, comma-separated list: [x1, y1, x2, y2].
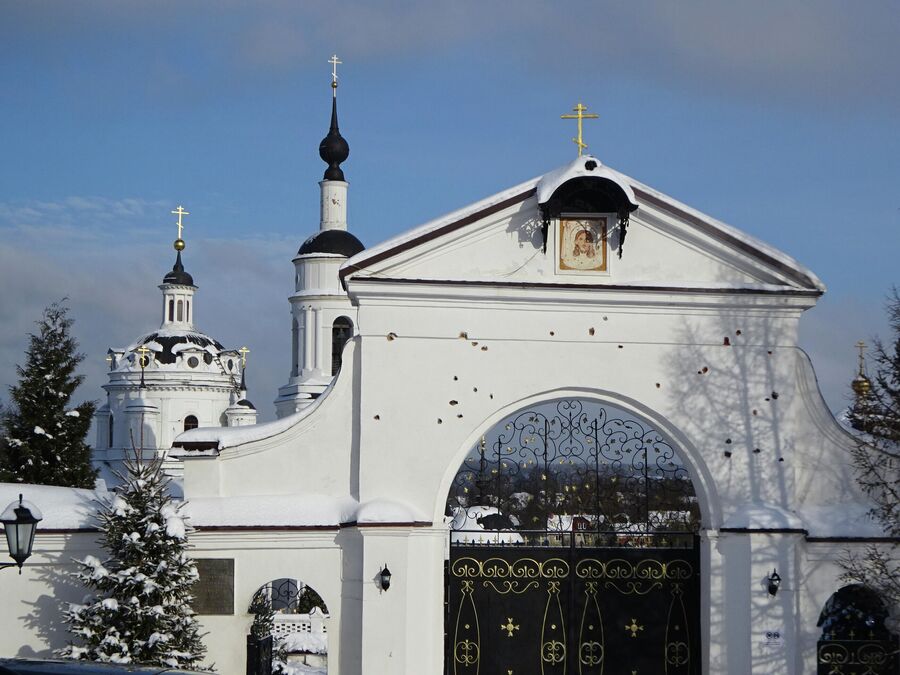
[163, 250, 195, 286]
[319, 96, 349, 181]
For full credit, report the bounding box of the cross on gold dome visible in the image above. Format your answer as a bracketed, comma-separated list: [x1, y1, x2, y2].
[561, 102, 600, 157]
[239, 346, 250, 368]
[856, 340, 867, 375]
[329, 54, 342, 94]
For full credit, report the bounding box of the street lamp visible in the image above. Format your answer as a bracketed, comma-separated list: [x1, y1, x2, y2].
[378, 564, 392, 592]
[1, 494, 42, 573]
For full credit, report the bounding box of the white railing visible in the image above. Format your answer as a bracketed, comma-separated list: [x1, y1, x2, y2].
[272, 611, 328, 639]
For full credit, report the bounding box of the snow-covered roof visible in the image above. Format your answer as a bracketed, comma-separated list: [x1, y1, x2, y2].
[535, 155, 638, 207]
[340, 155, 824, 291]
[0, 483, 110, 530]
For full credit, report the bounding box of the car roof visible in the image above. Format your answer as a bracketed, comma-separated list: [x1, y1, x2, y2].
[0, 658, 207, 675]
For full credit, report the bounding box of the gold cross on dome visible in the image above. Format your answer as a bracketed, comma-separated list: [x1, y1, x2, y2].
[171, 205, 190, 239]
[329, 54, 342, 92]
[561, 102, 599, 157]
[136, 345, 151, 369]
[239, 346, 250, 368]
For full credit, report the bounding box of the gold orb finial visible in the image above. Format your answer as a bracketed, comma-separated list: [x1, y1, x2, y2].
[174, 238, 185, 251]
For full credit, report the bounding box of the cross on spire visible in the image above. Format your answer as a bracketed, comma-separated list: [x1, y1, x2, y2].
[171, 205, 190, 240]
[329, 54, 342, 96]
[239, 345, 250, 368]
[561, 102, 600, 157]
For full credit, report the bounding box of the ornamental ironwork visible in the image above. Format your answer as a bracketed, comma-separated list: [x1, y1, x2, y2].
[447, 399, 700, 547]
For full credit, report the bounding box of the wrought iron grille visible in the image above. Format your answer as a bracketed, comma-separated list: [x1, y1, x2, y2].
[447, 399, 700, 547]
[249, 578, 329, 615]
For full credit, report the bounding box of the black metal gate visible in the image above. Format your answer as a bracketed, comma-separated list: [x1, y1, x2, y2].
[445, 400, 703, 674]
[448, 538, 700, 674]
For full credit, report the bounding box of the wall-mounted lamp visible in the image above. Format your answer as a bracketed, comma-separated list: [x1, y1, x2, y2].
[379, 564, 392, 592]
[767, 569, 781, 596]
[1, 494, 42, 574]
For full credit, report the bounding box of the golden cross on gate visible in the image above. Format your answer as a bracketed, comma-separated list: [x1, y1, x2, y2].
[239, 346, 250, 368]
[329, 54, 342, 92]
[171, 205, 190, 240]
[561, 102, 600, 157]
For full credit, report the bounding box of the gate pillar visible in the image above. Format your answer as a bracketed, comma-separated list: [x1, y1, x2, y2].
[358, 525, 447, 675]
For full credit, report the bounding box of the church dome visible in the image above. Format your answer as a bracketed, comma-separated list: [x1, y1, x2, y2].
[236, 398, 256, 410]
[297, 229, 365, 257]
[125, 329, 227, 367]
[162, 251, 195, 286]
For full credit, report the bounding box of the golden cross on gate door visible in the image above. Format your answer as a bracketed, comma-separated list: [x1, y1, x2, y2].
[171, 205, 190, 240]
[561, 102, 599, 157]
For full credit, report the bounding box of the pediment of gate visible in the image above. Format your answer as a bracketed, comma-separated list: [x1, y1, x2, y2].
[341, 156, 824, 294]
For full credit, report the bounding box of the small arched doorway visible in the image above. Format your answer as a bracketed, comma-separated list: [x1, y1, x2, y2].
[249, 578, 330, 674]
[445, 399, 701, 674]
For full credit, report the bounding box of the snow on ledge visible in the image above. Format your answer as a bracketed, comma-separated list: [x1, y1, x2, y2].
[0, 482, 111, 530]
[535, 155, 638, 208]
[184, 494, 358, 528]
[722, 502, 806, 531]
[799, 504, 888, 538]
[356, 498, 426, 524]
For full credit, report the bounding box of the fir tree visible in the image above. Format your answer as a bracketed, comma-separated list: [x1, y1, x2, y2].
[60, 447, 207, 668]
[0, 302, 96, 487]
[843, 289, 900, 627]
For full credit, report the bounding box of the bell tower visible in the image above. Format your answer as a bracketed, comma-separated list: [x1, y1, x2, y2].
[275, 55, 364, 418]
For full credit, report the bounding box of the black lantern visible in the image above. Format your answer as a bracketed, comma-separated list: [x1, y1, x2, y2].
[1, 494, 42, 573]
[767, 569, 781, 596]
[379, 564, 392, 592]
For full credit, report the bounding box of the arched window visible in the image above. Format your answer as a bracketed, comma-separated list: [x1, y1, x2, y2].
[177, 300, 183, 322]
[291, 317, 299, 377]
[183, 415, 199, 432]
[332, 316, 353, 375]
[108, 413, 114, 448]
[186, 300, 190, 323]
[168, 300, 174, 322]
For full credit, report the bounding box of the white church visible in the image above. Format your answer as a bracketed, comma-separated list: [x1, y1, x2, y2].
[1, 67, 898, 675]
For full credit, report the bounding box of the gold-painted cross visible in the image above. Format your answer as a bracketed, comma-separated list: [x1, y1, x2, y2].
[171, 205, 190, 240]
[561, 102, 599, 157]
[239, 346, 250, 368]
[136, 345, 151, 369]
[329, 54, 342, 92]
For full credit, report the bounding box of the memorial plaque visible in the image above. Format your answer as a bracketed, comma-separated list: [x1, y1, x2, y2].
[193, 558, 235, 615]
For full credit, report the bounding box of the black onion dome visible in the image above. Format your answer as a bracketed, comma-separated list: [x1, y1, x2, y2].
[162, 251, 195, 286]
[134, 331, 224, 365]
[237, 398, 256, 410]
[319, 97, 349, 181]
[297, 229, 365, 257]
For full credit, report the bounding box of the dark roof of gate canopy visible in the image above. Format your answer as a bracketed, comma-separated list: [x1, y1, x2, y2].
[297, 229, 365, 257]
[541, 175, 639, 217]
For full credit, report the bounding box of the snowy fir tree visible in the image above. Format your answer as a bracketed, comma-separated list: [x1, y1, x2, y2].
[843, 289, 900, 626]
[0, 302, 96, 487]
[60, 447, 206, 668]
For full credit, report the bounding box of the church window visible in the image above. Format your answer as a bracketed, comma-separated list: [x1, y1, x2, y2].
[177, 300, 183, 322]
[184, 415, 199, 432]
[187, 356, 199, 368]
[168, 300, 174, 322]
[291, 317, 299, 377]
[108, 414, 114, 448]
[203, 352, 213, 365]
[332, 316, 353, 375]
[186, 300, 190, 322]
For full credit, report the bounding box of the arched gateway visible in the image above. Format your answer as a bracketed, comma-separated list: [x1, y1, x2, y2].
[445, 399, 702, 674]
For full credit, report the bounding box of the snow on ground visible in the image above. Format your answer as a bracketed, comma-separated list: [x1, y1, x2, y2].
[275, 664, 325, 675]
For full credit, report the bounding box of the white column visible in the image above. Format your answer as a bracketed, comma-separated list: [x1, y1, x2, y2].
[314, 308, 324, 375]
[303, 306, 313, 375]
[319, 180, 348, 230]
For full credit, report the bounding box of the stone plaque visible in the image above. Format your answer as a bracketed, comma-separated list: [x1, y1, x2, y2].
[193, 558, 235, 615]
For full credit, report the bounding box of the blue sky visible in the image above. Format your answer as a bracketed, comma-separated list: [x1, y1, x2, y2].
[1, 1, 898, 422]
